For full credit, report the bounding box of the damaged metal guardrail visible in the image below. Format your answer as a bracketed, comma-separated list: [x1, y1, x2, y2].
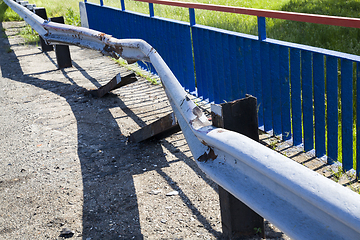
[4, 0, 360, 239]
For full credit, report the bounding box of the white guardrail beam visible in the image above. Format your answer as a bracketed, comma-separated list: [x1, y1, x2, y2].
[4, 0, 360, 239]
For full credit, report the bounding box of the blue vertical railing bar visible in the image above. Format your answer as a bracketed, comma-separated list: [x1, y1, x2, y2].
[228, 35, 238, 100]
[261, 42, 272, 132]
[270, 44, 282, 136]
[257, 16, 266, 41]
[222, 33, 231, 102]
[357, 63, 360, 177]
[252, 40, 263, 127]
[120, 0, 125, 11]
[235, 36, 245, 99]
[202, 30, 215, 102]
[341, 59, 354, 171]
[209, 30, 218, 102]
[149, 3, 154, 17]
[163, 20, 170, 65]
[167, 21, 176, 77]
[290, 48, 302, 145]
[279, 46, 291, 140]
[301, 51, 313, 152]
[326, 56, 338, 164]
[313, 53, 326, 158]
[258, 16, 267, 129]
[244, 38, 254, 96]
[203, 29, 212, 101]
[189, 8, 197, 94]
[175, 24, 186, 90]
[196, 28, 207, 100]
[212, 32, 226, 103]
[189, 8, 195, 26]
[192, 27, 201, 96]
[183, 24, 195, 92]
[100, 0, 104, 6]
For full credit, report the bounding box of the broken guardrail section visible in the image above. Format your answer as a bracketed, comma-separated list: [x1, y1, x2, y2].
[4, 0, 360, 239]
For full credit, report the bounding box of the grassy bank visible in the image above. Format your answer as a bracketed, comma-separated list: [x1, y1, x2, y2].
[0, 0, 80, 24]
[112, 0, 360, 55]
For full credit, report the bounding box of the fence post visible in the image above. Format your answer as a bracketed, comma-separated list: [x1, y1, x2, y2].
[49, 17, 72, 69]
[149, 3, 154, 17]
[33, 7, 53, 52]
[257, 16, 266, 41]
[189, 8, 196, 26]
[211, 94, 265, 239]
[120, 0, 125, 11]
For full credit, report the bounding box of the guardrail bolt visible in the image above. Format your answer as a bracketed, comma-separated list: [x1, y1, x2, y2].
[211, 94, 265, 239]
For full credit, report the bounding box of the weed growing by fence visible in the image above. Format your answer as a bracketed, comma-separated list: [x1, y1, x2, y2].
[64, 7, 81, 26]
[0, 0, 22, 21]
[113, 58, 161, 85]
[0, 0, 79, 22]
[18, 24, 39, 44]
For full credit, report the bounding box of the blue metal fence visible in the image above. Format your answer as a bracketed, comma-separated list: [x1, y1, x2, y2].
[84, 1, 360, 175]
[86, 2, 195, 92]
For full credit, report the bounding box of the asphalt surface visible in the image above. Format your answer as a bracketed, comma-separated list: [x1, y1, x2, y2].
[0, 21, 291, 239]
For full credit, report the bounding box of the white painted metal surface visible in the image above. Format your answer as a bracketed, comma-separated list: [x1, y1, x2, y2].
[4, 0, 360, 239]
[79, 2, 89, 28]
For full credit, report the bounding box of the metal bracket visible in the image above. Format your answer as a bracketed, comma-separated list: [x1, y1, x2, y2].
[128, 112, 180, 142]
[89, 72, 138, 98]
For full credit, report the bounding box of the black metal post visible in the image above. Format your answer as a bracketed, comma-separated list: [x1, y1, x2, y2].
[49, 16, 72, 69]
[33, 7, 53, 52]
[211, 94, 265, 239]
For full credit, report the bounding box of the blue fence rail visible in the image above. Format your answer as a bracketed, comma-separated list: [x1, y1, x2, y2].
[83, 0, 360, 176]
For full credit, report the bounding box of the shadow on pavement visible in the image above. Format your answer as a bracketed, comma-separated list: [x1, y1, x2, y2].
[0, 21, 222, 239]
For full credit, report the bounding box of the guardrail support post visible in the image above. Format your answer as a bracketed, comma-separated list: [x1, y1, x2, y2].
[50, 16, 72, 69]
[33, 7, 53, 52]
[211, 94, 265, 239]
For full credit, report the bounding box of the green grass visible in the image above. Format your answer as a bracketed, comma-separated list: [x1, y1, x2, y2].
[0, 0, 80, 24]
[1, 0, 81, 43]
[0, 0, 22, 21]
[109, 0, 360, 55]
[17, 24, 39, 44]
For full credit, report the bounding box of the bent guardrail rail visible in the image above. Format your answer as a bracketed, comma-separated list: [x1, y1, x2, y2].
[4, 0, 360, 239]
